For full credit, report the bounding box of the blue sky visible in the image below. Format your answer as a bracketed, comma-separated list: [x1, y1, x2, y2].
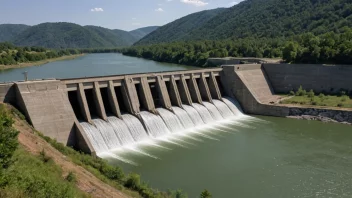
[0, 0, 243, 31]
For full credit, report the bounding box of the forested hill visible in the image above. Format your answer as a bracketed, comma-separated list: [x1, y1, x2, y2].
[134, 8, 225, 45]
[135, 0, 352, 45]
[0, 23, 158, 49]
[0, 24, 30, 42]
[130, 26, 159, 39]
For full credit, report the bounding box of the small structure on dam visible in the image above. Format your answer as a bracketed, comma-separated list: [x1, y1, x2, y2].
[1, 64, 351, 155]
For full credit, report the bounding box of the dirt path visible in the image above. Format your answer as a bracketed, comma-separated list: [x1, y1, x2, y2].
[14, 117, 130, 198]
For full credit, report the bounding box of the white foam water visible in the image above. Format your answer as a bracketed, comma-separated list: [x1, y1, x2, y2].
[122, 114, 149, 142]
[93, 119, 121, 149]
[80, 122, 109, 153]
[182, 104, 205, 126]
[140, 111, 170, 138]
[172, 106, 195, 129]
[222, 97, 244, 116]
[107, 116, 135, 146]
[192, 103, 214, 123]
[213, 99, 234, 118]
[202, 101, 223, 120]
[157, 108, 184, 133]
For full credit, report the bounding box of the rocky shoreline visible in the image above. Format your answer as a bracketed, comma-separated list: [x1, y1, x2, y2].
[288, 108, 352, 125]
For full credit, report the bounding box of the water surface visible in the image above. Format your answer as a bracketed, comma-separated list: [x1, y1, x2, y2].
[106, 116, 352, 198]
[0, 53, 195, 82]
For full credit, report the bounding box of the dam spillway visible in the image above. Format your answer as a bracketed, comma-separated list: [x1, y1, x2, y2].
[63, 68, 246, 155]
[5, 63, 348, 155]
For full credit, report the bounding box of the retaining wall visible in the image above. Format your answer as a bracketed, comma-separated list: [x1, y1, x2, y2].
[263, 64, 352, 94]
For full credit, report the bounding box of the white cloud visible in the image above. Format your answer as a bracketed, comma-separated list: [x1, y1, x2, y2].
[180, 0, 208, 6]
[132, 22, 141, 26]
[90, 8, 104, 12]
[167, 0, 173, 1]
[132, 17, 137, 20]
[155, 8, 164, 12]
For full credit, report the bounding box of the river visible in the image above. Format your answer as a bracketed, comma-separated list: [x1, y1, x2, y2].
[1, 53, 351, 197]
[0, 53, 195, 82]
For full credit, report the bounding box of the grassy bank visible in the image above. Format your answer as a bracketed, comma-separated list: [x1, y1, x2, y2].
[280, 87, 352, 108]
[0, 54, 84, 70]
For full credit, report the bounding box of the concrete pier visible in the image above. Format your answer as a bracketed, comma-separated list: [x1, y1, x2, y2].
[188, 74, 203, 104]
[78, 83, 92, 123]
[93, 81, 107, 120]
[138, 77, 156, 113]
[177, 75, 193, 105]
[107, 81, 122, 119]
[168, 75, 183, 108]
[156, 76, 172, 110]
[198, 73, 212, 103]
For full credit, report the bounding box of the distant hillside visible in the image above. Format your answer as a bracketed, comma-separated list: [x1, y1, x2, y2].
[0, 24, 30, 42]
[129, 26, 159, 40]
[135, 8, 225, 45]
[136, 0, 352, 45]
[0, 22, 156, 48]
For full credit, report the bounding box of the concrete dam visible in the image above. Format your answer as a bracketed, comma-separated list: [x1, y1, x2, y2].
[1, 66, 247, 155]
[1, 64, 351, 155]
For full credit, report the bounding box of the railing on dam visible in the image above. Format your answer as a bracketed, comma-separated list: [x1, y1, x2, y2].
[62, 68, 224, 124]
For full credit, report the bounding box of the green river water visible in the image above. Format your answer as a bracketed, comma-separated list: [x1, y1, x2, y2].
[1, 53, 351, 198]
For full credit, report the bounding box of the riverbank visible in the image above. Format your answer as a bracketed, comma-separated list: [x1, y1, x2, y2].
[0, 54, 85, 70]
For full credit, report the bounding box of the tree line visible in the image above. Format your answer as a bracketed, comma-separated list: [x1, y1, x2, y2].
[0, 42, 123, 66]
[122, 27, 352, 67]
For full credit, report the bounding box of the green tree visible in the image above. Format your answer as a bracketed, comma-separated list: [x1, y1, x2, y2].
[200, 189, 212, 198]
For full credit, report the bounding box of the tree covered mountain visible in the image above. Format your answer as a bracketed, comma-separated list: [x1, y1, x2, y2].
[135, 8, 225, 45]
[0, 24, 30, 42]
[0, 22, 158, 49]
[136, 0, 352, 45]
[129, 26, 159, 39]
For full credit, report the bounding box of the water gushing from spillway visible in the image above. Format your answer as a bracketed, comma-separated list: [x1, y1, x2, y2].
[122, 114, 149, 142]
[213, 99, 234, 118]
[80, 96, 249, 157]
[107, 116, 135, 146]
[222, 97, 243, 116]
[93, 119, 121, 149]
[80, 122, 109, 153]
[172, 106, 195, 129]
[192, 103, 214, 123]
[182, 105, 204, 126]
[140, 111, 171, 138]
[202, 102, 223, 121]
[157, 108, 184, 133]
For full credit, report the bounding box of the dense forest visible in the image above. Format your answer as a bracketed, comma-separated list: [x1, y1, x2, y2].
[123, 27, 352, 66]
[136, 0, 352, 45]
[0, 23, 159, 49]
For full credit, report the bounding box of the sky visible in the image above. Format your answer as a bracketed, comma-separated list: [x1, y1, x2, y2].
[0, 0, 243, 31]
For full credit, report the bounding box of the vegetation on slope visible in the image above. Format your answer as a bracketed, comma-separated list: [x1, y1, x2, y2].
[0, 22, 158, 49]
[122, 27, 352, 66]
[0, 24, 29, 42]
[136, 0, 352, 45]
[135, 8, 225, 45]
[0, 105, 88, 198]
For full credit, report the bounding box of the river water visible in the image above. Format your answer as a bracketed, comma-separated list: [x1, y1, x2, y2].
[1, 53, 351, 197]
[0, 53, 194, 82]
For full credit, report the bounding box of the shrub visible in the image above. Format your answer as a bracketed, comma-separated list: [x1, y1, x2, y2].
[341, 96, 348, 102]
[124, 173, 141, 190]
[307, 89, 315, 98]
[200, 189, 212, 198]
[319, 93, 325, 99]
[296, 86, 306, 96]
[39, 149, 52, 163]
[66, 172, 77, 183]
[337, 103, 344, 107]
[289, 91, 295, 96]
[340, 90, 347, 96]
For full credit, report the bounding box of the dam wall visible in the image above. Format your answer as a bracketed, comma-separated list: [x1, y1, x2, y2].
[263, 64, 352, 94]
[1, 63, 351, 154]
